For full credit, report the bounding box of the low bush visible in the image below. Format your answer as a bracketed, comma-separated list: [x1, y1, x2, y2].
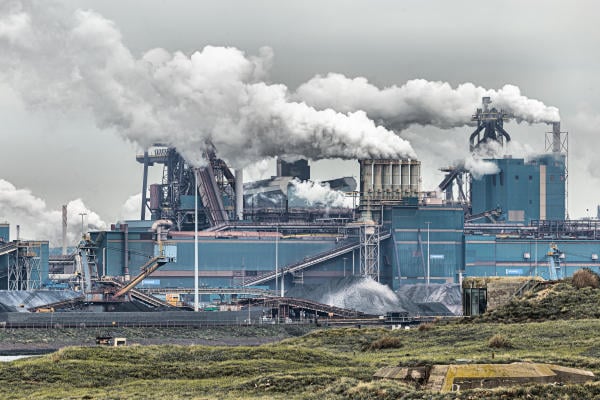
[365, 336, 402, 351]
[488, 334, 512, 349]
[572, 268, 600, 289]
[418, 323, 435, 332]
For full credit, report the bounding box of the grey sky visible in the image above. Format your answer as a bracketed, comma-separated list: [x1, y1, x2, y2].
[1, 0, 599, 232]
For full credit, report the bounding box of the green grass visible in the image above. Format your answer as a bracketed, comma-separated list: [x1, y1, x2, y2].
[476, 282, 600, 323]
[2, 318, 600, 399]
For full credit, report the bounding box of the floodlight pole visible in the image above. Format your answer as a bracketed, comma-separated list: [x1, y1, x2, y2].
[425, 221, 431, 286]
[194, 169, 199, 312]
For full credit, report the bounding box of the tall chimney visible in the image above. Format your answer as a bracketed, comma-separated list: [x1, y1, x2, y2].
[552, 122, 561, 153]
[62, 204, 67, 255]
[235, 169, 244, 220]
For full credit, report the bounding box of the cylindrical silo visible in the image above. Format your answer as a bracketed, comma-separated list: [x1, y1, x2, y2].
[392, 162, 401, 197]
[410, 161, 420, 193]
[373, 163, 383, 197]
[360, 160, 373, 194]
[382, 162, 392, 195]
[401, 162, 410, 194]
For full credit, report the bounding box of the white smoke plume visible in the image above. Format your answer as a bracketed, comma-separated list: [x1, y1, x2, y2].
[0, 2, 415, 168]
[290, 179, 353, 208]
[243, 158, 275, 182]
[295, 73, 560, 130]
[463, 157, 500, 179]
[0, 179, 107, 247]
[119, 193, 142, 221]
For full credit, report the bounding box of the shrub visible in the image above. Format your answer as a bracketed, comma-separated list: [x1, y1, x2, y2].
[488, 334, 512, 349]
[418, 323, 435, 332]
[572, 268, 600, 289]
[365, 336, 402, 351]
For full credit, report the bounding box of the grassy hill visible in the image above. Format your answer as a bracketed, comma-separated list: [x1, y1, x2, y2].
[475, 279, 600, 323]
[1, 318, 600, 399]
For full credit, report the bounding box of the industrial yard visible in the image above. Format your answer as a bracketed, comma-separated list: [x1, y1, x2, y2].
[1, 1, 599, 399]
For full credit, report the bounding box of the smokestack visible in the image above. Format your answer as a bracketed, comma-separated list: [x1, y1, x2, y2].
[235, 169, 244, 220]
[62, 204, 67, 255]
[552, 122, 561, 153]
[16, 224, 20, 241]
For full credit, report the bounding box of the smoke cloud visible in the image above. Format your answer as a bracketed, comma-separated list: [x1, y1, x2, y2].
[0, 179, 107, 247]
[463, 157, 500, 179]
[290, 179, 353, 208]
[295, 73, 560, 130]
[0, 2, 415, 168]
[119, 193, 142, 221]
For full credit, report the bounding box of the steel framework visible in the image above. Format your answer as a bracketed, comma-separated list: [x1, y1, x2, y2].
[8, 242, 43, 290]
[359, 223, 380, 281]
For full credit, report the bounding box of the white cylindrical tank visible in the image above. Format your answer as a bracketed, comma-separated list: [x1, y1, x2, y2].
[401, 162, 410, 194]
[392, 162, 401, 194]
[382, 162, 392, 194]
[410, 162, 420, 193]
[373, 164, 383, 196]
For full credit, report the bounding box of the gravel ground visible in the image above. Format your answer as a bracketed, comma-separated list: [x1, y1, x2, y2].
[0, 325, 316, 355]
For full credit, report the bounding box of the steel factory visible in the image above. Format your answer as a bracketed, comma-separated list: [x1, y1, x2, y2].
[0, 97, 593, 316]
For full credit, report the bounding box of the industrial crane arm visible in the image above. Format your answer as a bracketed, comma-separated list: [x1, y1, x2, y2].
[113, 255, 169, 298]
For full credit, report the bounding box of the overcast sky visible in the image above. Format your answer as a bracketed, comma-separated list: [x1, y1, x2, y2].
[1, 0, 599, 242]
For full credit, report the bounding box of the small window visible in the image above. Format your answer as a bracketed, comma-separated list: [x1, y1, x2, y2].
[515, 175, 519, 181]
[529, 175, 532, 181]
[550, 175, 554, 181]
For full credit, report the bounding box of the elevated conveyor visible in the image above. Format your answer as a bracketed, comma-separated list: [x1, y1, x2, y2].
[242, 232, 390, 287]
[0, 243, 16, 256]
[113, 255, 170, 298]
[240, 297, 375, 319]
[195, 166, 228, 227]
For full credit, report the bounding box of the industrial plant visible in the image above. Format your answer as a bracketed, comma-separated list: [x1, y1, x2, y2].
[0, 97, 589, 319]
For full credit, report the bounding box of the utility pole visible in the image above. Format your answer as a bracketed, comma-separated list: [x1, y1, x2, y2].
[425, 221, 431, 286]
[275, 225, 279, 295]
[79, 213, 87, 239]
[194, 169, 199, 312]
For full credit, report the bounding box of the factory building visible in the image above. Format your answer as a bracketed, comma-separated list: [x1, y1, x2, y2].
[6, 97, 598, 304]
[471, 154, 566, 224]
[0, 223, 49, 290]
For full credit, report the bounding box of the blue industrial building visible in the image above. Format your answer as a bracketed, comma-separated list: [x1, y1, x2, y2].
[471, 154, 566, 224]
[14, 100, 591, 299]
[0, 223, 49, 290]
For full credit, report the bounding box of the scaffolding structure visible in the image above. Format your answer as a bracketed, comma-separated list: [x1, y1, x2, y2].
[359, 223, 380, 281]
[8, 241, 43, 290]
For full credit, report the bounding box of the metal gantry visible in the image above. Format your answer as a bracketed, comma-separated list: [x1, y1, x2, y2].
[359, 223, 380, 281]
[7, 241, 43, 290]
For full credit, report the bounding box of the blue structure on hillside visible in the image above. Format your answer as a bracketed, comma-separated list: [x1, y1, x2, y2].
[471, 154, 566, 224]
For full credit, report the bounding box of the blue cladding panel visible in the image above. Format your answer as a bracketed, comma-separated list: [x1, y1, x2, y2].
[390, 205, 464, 289]
[465, 234, 600, 279]
[0, 225, 9, 242]
[471, 155, 565, 223]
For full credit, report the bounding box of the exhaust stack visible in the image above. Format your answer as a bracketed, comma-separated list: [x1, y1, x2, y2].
[62, 205, 67, 255]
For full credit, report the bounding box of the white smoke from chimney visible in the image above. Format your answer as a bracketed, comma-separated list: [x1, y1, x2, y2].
[463, 157, 500, 179]
[295, 73, 560, 129]
[0, 3, 415, 168]
[290, 179, 353, 208]
[119, 193, 142, 221]
[0, 179, 107, 247]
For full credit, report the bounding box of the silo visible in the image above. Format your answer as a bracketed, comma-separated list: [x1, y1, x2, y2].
[401, 161, 410, 194]
[382, 161, 392, 197]
[392, 162, 401, 197]
[373, 163, 383, 198]
[410, 161, 421, 193]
